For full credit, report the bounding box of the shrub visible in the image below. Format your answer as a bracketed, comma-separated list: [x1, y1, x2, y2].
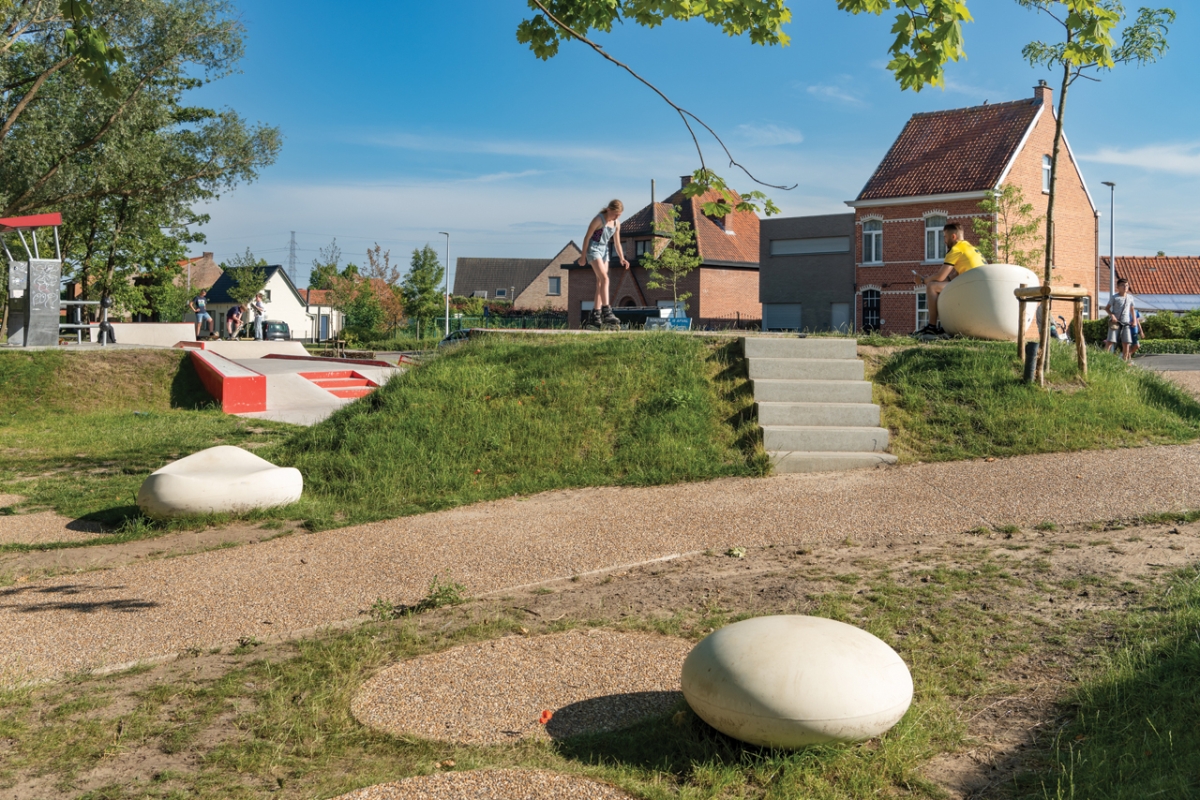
[1140, 311, 1184, 340]
[1136, 339, 1200, 355]
[1081, 318, 1109, 344]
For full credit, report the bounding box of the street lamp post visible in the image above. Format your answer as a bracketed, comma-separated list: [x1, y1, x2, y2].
[1101, 181, 1115, 308]
[438, 231, 450, 337]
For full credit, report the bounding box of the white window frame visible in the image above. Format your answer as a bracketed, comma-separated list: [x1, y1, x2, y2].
[915, 290, 928, 330]
[547, 276, 561, 296]
[1082, 297, 1091, 319]
[1042, 155, 1052, 193]
[924, 215, 947, 262]
[862, 219, 883, 265]
[495, 288, 507, 298]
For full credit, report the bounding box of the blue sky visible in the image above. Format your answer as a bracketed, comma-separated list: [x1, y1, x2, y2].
[193, 1, 1200, 288]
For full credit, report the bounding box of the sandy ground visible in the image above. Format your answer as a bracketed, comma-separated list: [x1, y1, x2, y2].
[5, 443, 1200, 685]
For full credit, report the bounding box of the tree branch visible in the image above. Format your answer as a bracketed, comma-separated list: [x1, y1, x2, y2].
[528, 0, 795, 192]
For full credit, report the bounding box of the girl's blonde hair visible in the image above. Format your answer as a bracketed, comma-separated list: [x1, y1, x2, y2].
[599, 199, 623, 216]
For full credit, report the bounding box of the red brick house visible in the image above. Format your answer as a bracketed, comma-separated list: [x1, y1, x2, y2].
[177, 252, 223, 290]
[1100, 256, 1200, 313]
[847, 81, 1099, 334]
[566, 177, 761, 328]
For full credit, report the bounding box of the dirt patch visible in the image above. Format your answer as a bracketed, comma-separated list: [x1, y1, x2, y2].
[2, 516, 1197, 799]
[1159, 369, 1200, 401]
[0, 511, 107, 546]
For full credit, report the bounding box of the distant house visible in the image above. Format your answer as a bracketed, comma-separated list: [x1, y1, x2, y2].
[566, 176, 761, 328]
[1100, 256, 1200, 313]
[759, 213, 856, 332]
[177, 252, 223, 290]
[201, 265, 315, 339]
[453, 242, 581, 311]
[847, 81, 1098, 334]
[299, 288, 346, 340]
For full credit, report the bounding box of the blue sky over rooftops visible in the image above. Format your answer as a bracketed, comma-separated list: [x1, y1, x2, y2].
[194, 1, 1200, 288]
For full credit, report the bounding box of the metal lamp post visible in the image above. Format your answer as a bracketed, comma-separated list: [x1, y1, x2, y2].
[1101, 181, 1115, 307]
[438, 231, 450, 337]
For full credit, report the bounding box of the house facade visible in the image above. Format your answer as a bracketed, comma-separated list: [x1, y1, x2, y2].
[1100, 256, 1200, 313]
[453, 241, 581, 311]
[202, 266, 316, 339]
[565, 176, 761, 328]
[176, 252, 223, 290]
[759, 213, 856, 332]
[299, 288, 346, 340]
[848, 81, 1098, 334]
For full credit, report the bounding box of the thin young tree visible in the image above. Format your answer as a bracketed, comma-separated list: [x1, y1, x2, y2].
[1017, 1, 1174, 384]
[221, 248, 268, 306]
[972, 185, 1043, 269]
[641, 206, 702, 319]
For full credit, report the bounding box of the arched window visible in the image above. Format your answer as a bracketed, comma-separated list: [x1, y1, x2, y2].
[925, 215, 947, 261]
[1042, 155, 1052, 192]
[862, 289, 881, 332]
[862, 220, 883, 264]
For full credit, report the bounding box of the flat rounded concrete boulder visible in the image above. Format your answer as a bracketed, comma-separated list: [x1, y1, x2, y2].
[681, 615, 912, 748]
[938, 264, 1040, 341]
[137, 445, 302, 519]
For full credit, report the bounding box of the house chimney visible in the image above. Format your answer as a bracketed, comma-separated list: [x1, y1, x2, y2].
[1034, 79, 1052, 106]
[680, 175, 692, 188]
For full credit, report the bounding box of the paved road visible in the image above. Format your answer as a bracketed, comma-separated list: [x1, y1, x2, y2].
[1136, 354, 1200, 371]
[7, 443, 1200, 685]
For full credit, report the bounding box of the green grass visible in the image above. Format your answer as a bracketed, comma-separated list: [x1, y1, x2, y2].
[873, 340, 1200, 462]
[1015, 565, 1200, 799]
[268, 333, 766, 529]
[0, 335, 765, 540]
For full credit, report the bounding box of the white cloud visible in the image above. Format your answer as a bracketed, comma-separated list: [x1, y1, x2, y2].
[735, 123, 804, 147]
[806, 83, 865, 107]
[940, 76, 999, 100]
[469, 170, 546, 183]
[362, 131, 639, 165]
[1081, 142, 1200, 176]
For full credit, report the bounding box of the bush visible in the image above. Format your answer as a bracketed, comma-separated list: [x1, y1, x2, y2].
[1136, 339, 1200, 355]
[1081, 318, 1109, 345]
[1140, 311, 1185, 340]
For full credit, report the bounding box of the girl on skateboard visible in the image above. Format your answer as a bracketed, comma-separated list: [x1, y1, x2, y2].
[577, 199, 629, 329]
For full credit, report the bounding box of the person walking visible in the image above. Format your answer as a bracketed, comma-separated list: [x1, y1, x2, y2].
[251, 293, 267, 340]
[576, 199, 629, 329]
[1105, 278, 1136, 362]
[189, 289, 214, 338]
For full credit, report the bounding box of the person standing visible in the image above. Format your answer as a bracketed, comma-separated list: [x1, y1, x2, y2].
[251, 293, 267, 340]
[915, 223, 984, 337]
[576, 199, 629, 329]
[1105, 278, 1136, 362]
[189, 289, 214, 338]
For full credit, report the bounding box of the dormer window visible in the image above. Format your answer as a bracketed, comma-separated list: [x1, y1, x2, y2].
[635, 239, 652, 257]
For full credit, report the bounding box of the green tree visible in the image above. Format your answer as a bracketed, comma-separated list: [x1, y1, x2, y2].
[400, 245, 445, 323]
[309, 238, 342, 290]
[1, 0, 281, 310]
[641, 205, 702, 316]
[220, 248, 268, 306]
[972, 185, 1043, 269]
[1016, 1, 1174, 383]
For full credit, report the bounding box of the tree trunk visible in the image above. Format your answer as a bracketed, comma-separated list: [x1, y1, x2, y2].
[1037, 63, 1071, 386]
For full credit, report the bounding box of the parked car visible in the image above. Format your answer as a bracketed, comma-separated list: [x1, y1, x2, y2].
[438, 329, 471, 348]
[264, 320, 291, 340]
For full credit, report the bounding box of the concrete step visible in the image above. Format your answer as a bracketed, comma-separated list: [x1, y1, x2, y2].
[748, 358, 864, 381]
[757, 402, 880, 428]
[742, 337, 858, 360]
[762, 425, 890, 453]
[752, 379, 873, 403]
[769, 451, 899, 473]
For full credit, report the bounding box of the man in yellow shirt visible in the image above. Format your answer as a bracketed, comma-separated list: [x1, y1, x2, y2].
[917, 222, 984, 336]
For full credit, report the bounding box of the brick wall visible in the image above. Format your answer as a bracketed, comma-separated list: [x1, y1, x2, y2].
[698, 267, 760, 325]
[565, 263, 759, 327]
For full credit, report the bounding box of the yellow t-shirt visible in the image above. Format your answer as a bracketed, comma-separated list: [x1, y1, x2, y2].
[944, 240, 984, 274]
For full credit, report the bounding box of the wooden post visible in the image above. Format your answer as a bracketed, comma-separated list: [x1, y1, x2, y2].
[1017, 284, 1027, 360]
[1073, 295, 1088, 378]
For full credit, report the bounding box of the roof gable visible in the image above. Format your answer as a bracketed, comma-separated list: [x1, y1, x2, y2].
[454, 243, 580, 297]
[857, 98, 1042, 201]
[205, 265, 304, 306]
[622, 185, 760, 266]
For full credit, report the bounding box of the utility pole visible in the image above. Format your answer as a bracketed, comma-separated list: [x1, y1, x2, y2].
[288, 231, 298, 285]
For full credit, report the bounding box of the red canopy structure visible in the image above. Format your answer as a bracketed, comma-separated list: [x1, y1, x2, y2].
[0, 213, 62, 232]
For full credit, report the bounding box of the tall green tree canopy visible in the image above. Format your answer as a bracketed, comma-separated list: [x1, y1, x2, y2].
[0, 0, 281, 307]
[400, 245, 445, 323]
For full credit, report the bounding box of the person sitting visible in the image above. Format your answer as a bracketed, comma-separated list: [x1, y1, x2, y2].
[915, 222, 984, 337]
[226, 304, 244, 339]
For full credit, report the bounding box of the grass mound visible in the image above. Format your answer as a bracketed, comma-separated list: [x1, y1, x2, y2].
[874, 341, 1200, 462]
[276, 334, 766, 528]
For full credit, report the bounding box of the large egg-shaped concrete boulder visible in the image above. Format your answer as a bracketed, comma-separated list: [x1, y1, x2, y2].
[681, 615, 912, 748]
[137, 445, 302, 519]
[938, 264, 1040, 341]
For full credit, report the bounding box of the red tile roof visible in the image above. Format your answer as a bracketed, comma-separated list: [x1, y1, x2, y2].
[857, 98, 1042, 201]
[301, 288, 333, 305]
[621, 184, 760, 266]
[1101, 256, 1200, 295]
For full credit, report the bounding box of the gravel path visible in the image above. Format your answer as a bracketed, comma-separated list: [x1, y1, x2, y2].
[352, 630, 690, 744]
[1159, 370, 1200, 400]
[329, 770, 632, 799]
[6, 443, 1200, 685]
[0, 510, 107, 546]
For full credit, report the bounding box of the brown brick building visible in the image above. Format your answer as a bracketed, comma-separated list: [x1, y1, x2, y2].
[565, 177, 761, 328]
[848, 81, 1099, 334]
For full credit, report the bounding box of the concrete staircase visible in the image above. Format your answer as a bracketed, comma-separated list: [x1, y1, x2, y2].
[742, 337, 898, 474]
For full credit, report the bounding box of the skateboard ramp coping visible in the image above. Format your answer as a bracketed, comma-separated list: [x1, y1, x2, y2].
[189, 349, 267, 413]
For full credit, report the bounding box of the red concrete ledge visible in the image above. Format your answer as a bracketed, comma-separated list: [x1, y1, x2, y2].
[262, 353, 395, 368]
[189, 350, 267, 414]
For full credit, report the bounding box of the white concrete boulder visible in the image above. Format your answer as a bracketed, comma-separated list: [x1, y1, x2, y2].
[137, 445, 302, 519]
[938, 263, 1040, 341]
[680, 615, 913, 748]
